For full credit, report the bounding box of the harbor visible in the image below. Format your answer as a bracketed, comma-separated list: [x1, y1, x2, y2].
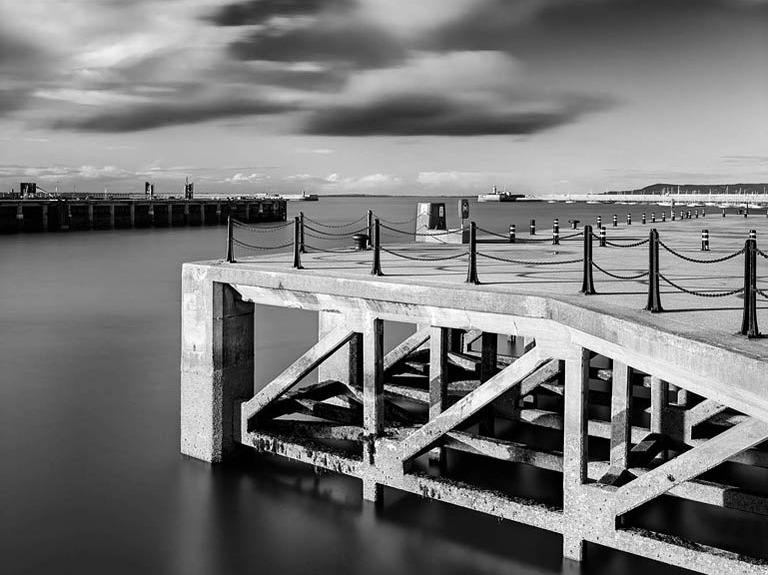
[182, 203, 768, 574]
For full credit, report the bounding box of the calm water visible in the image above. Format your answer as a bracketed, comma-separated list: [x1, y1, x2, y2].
[1, 197, 759, 575]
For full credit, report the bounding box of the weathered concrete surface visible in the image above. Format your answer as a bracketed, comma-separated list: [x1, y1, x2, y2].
[181, 212, 768, 573]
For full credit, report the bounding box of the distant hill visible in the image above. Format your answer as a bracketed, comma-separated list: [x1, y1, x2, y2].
[609, 183, 768, 195]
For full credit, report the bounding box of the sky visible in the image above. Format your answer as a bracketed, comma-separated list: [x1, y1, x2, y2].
[0, 0, 766, 196]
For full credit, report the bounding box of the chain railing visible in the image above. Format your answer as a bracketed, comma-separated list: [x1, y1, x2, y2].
[224, 214, 764, 338]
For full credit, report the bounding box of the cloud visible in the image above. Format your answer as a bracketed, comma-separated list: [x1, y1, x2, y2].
[305, 93, 612, 136]
[206, 0, 353, 26]
[224, 172, 270, 183]
[51, 98, 297, 132]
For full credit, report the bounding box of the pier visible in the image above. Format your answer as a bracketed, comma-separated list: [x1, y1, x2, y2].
[181, 211, 768, 574]
[0, 197, 286, 233]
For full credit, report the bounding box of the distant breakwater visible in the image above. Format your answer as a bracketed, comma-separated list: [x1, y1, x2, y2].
[0, 197, 287, 233]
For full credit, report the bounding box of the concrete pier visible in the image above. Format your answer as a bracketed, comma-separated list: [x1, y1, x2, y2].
[181, 215, 768, 574]
[0, 197, 286, 233]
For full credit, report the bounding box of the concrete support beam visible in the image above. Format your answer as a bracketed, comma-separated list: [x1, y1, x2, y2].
[362, 317, 384, 502]
[180, 276, 254, 462]
[562, 346, 590, 562]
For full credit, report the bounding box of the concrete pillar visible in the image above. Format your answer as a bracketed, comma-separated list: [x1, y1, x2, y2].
[129, 203, 135, 228]
[563, 347, 590, 562]
[109, 204, 115, 229]
[87, 203, 94, 229]
[180, 274, 254, 462]
[317, 310, 362, 385]
[16, 204, 23, 232]
[429, 326, 449, 471]
[42, 204, 48, 231]
[362, 317, 384, 502]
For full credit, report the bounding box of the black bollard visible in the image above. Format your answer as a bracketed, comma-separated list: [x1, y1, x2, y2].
[645, 229, 663, 313]
[293, 216, 303, 269]
[366, 209, 373, 249]
[687, 210, 691, 219]
[599, 226, 606, 247]
[702, 208, 706, 218]
[226, 215, 235, 263]
[662, 212, 666, 222]
[613, 214, 618, 227]
[371, 218, 382, 276]
[299, 211, 305, 253]
[671, 211, 676, 221]
[695, 209, 699, 219]
[642, 213, 646, 224]
[701, 229, 709, 251]
[651, 212, 656, 223]
[466, 221, 479, 284]
[597, 215, 602, 228]
[679, 210, 684, 220]
[581, 225, 596, 295]
[530, 219, 536, 235]
[749, 229, 757, 242]
[722, 209, 726, 218]
[627, 213, 632, 225]
[740, 238, 760, 337]
[552, 218, 560, 245]
[744, 207, 749, 218]
[509, 224, 516, 243]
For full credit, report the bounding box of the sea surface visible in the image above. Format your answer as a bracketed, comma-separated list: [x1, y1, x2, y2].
[0, 196, 758, 575]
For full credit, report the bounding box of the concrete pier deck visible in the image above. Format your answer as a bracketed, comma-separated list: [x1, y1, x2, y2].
[181, 212, 768, 574]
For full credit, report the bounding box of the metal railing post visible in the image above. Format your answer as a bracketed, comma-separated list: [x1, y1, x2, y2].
[466, 221, 479, 284]
[367, 209, 373, 248]
[293, 216, 303, 269]
[299, 211, 305, 253]
[581, 225, 596, 295]
[740, 238, 759, 337]
[645, 229, 663, 312]
[371, 218, 382, 276]
[226, 215, 235, 263]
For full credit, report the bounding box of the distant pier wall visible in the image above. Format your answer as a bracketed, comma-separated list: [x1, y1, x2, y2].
[0, 198, 287, 234]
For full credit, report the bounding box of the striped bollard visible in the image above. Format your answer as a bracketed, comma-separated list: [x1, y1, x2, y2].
[702, 209, 706, 218]
[749, 229, 757, 242]
[651, 212, 656, 223]
[552, 218, 560, 245]
[642, 213, 646, 224]
[679, 210, 684, 220]
[694, 209, 699, 219]
[466, 221, 479, 284]
[371, 218, 382, 276]
[740, 238, 759, 337]
[293, 216, 303, 269]
[509, 224, 516, 243]
[599, 226, 606, 247]
[627, 213, 632, 225]
[686, 210, 691, 220]
[671, 211, 676, 221]
[722, 209, 726, 218]
[225, 215, 235, 263]
[744, 207, 749, 218]
[612, 214, 618, 227]
[581, 225, 595, 295]
[661, 212, 666, 222]
[530, 219, 536, 235]
[701, 229, 709, 251]
[644, 228, 663, 313]
[597, 215, 602, 228]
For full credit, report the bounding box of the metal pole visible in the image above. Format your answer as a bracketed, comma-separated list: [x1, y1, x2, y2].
[645, 229, 663, 312]
[740, 238, 759, 337]
[226, 215, 235, 263]
[293, 216, 303, 269]
[299, 211, 305, 253]
[371, 218, 382, 276]
[367, 209, 373, 249]
[581, 225, 596, 295]
[466, 221, 479, 284]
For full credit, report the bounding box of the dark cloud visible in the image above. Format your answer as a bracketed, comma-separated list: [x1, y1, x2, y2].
[0, 88, 30, 115]
[229, 23, 404, 69]
[51, 99, 298, 133]
[304, 94, 614, 136]
[206, 0, 353, 26]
